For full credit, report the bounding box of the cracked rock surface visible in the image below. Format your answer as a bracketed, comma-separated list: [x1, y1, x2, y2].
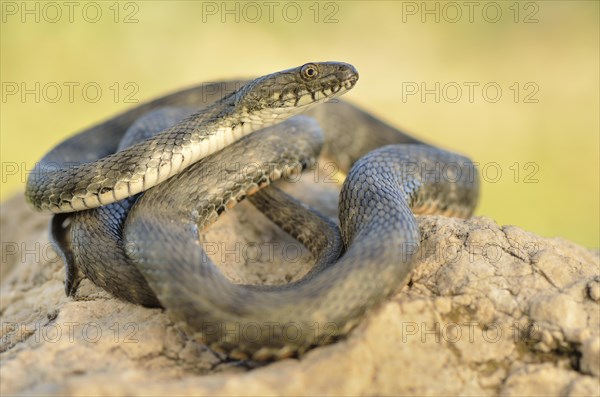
[1, 178, 599, 396]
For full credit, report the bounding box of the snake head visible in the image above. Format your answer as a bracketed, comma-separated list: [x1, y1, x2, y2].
[238, 62, 359, 113]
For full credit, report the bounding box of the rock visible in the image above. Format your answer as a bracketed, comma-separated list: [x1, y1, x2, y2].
[1, 175, 599, 396]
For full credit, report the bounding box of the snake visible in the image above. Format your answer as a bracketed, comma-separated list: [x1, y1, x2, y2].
[25, 62, 479, 360]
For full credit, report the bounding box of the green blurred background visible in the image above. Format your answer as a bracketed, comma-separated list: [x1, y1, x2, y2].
[1, 1, 598, 247]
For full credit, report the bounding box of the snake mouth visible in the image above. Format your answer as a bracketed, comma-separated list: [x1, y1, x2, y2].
[310, 77, 357, 105]
[340, 74, 359, 92]
[324, 62, 359, 96]
[318, 63, 358, 101]
[247, 62, 359, 111]
[294, 66, 359, 107]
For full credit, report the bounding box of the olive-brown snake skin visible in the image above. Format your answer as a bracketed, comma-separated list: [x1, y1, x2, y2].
[25, 62, 479, 360]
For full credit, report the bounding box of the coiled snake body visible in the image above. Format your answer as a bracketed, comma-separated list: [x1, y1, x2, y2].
[25, 62, 479, 360]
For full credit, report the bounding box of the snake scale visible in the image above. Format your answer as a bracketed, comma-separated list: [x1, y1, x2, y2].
[25, 62, 479, 360]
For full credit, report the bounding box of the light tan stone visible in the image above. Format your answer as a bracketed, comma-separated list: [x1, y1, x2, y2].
[1, 181, 598, 396]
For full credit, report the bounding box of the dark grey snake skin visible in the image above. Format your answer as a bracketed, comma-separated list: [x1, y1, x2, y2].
[26, 62, 479, 360]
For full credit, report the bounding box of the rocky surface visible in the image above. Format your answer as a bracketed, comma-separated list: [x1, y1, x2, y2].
[1, 178, 599, 396]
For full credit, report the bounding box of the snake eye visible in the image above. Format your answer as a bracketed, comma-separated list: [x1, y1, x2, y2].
[300, 63, 319, 80]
